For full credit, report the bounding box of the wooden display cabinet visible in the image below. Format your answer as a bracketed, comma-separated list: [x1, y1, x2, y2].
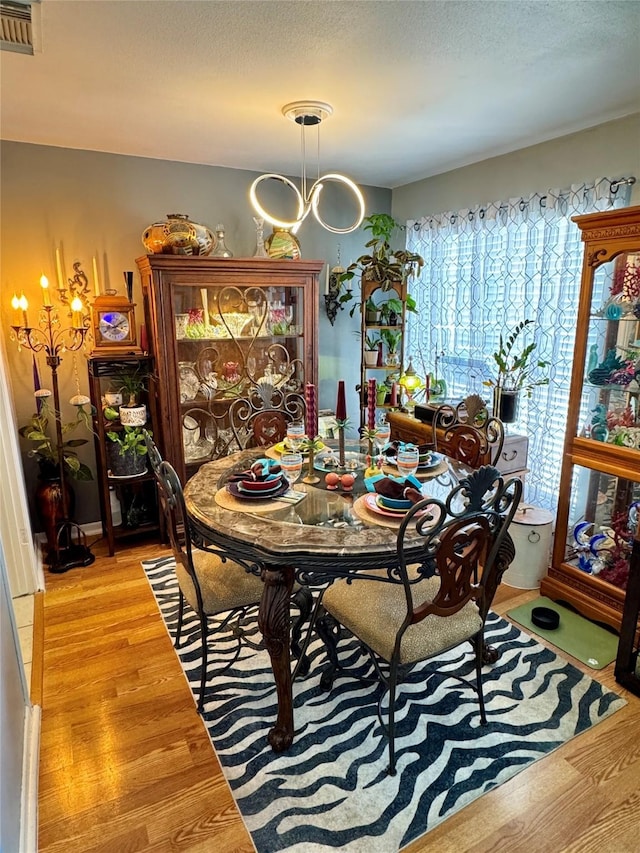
[136, 256, 322, 483]
[542, 205, 640, 631]
[87, 355, 162, 556]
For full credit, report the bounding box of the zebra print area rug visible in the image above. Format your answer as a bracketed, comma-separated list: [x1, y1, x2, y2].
[142, 556, 625, 853]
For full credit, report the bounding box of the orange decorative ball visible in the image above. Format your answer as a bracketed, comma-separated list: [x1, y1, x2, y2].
[325, 472, 340, 490]
[340, 473, 355, 491]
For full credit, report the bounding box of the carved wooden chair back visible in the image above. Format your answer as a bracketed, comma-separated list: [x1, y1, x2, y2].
[433, 397, 504, 467]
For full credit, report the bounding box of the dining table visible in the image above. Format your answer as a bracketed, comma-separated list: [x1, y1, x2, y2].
[183, 444, 474, 752]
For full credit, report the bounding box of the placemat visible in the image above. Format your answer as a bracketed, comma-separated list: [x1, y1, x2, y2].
[214, 486, 305, 514]
[352, 494, 405, 529]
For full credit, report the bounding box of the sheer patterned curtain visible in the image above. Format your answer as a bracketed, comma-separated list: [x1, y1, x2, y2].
[405, 178, 633, 513]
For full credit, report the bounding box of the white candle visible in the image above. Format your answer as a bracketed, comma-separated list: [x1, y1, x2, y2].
[92, 256, 100, 296]
[56, 248, 64, 290]
[325, 265, 330, 295]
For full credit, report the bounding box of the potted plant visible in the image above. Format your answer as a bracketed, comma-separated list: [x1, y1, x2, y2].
[339, 214, 424, 311]
[106, 426, 151, 476]
[19, 395, 94, 556]
[364, 297, 380, 324]
[116, 369, 148, 426]
[483, 319, 549, 422]
[363, 332, 381, 367]
[381, 328, 402, 366]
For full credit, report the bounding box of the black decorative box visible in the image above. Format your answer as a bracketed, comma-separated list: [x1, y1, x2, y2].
[413, 403, 440, 424]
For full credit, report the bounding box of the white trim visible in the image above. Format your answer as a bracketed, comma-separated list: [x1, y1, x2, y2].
[0, 334, 40, 597]
[20, 703, 40, 853]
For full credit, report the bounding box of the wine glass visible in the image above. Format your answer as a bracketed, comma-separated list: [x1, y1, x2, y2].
[285, 421, 306, 452]
[375, 418, 391, 451]
[280, 452, 303, 488]
[396, 446, 420, 479]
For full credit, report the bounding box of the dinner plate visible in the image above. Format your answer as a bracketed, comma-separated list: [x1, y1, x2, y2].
[375, 496, 410, 514]
[238, 474, 284, 492]
[227, 480, 290, 501]
[377, 494, 412, 511]
[385, 451, 444, 471]
[314, 450, 366, 473]
[363, 493, 429, 519]
[272, 440, 326, 455]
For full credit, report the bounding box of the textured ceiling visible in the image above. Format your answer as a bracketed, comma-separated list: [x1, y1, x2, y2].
[1, 0, 639, 188]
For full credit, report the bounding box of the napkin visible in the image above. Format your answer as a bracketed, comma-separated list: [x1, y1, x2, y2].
[374, 477, 422, 504]
[228, 458, 282, 483]
[382, 440, 435, 458]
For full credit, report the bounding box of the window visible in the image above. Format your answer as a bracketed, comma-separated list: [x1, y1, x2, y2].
[405, 179, 633, 512]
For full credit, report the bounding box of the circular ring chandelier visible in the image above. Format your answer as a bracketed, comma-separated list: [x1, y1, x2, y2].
[249, 101, 365, 235]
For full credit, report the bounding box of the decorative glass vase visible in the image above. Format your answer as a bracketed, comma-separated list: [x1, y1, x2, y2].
[141, 213, 214, 256]
[211, 223, 233, 257]
[266, 228, 301, 260]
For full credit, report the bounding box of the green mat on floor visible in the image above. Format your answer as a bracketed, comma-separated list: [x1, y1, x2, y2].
[506, 596, 619, 670]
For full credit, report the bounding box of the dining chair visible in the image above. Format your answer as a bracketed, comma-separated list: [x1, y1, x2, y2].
[433, 396, 505, 468]
[144, 432, 313, 710]
[145, 433, 264, 711]
[228, 378, 306, 450]
[318, 465, 522, 775]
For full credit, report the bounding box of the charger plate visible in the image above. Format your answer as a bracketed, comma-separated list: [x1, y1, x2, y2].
[215, 486, 302, 514]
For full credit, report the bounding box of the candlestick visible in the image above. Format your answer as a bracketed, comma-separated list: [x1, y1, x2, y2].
[92, 257, 100, 296]
[56, 248, 64, 291]
[40, 274, 52, 306]
[338, 425, 346, 469]
[335, 380, 347, 421]
[305, 383, 317, 440]
[367, 378, 376, 430]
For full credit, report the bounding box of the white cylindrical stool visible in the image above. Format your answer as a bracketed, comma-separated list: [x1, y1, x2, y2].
[503, 505, 554, 589]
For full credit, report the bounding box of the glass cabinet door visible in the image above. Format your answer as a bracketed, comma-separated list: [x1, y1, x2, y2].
[563, 464, 639, 590]
[171, 281, 307, 468]
[578, 251, 640, 449]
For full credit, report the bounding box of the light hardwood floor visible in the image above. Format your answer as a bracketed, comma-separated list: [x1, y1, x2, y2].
[36, 541, 640, 853]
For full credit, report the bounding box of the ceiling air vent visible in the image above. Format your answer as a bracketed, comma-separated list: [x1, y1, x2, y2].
[1, 0, 39, 55]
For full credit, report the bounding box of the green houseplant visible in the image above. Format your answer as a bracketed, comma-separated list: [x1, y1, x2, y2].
[363, 331, 381, 367]
[339, 214, 424, 316]
[381, 328, 402, 366]
[106, 426, 150, 477]
[115, 369, 149, 426]
[483, 319, 549, 422]
[19, 398, 93, 481]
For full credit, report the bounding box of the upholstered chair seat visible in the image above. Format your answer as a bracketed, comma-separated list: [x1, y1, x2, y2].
[177, 551, 264, 616]
[323, 574, 483, 665]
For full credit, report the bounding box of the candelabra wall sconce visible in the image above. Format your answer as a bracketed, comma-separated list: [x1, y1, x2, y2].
[324, 263, 346, 325]
[10, 269, 95, 573]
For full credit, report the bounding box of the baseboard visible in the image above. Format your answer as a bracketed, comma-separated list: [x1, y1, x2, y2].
[20, 703, 40, 853]
[35, 519, 103, 553]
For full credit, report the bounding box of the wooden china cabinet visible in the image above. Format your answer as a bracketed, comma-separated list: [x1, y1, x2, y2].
[542, 205, 640, 631]
[136, 256, 322, 483]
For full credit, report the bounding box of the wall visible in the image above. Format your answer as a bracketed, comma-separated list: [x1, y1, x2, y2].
[0, 141, 390, 525]
[392, 114, 640, 221]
